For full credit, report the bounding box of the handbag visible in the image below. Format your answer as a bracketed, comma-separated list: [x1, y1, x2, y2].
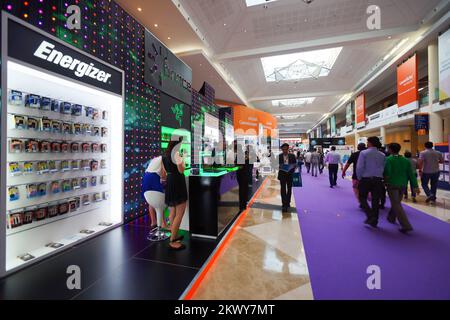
[293, 171, 302, 187]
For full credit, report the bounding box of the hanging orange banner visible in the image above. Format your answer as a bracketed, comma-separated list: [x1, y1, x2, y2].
[397, 54, 419, 114]
[355, 93, 366, 129]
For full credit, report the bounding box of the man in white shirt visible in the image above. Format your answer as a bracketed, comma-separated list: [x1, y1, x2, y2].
[418, 141, 444, 203]
[304, 151, 312, 173]
[325, 146, 342, 188]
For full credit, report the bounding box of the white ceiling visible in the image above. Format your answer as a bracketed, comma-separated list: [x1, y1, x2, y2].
[174, 0, 447, 132]
[117, 0, 449, 133]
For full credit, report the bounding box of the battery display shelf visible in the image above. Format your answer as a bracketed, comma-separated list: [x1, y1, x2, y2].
[1, 15, 124, 277]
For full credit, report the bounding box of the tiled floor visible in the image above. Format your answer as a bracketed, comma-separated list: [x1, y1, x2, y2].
[191, 177, 314, 300]
[190, 173, 450, 300]
[0, 178, 263, 300]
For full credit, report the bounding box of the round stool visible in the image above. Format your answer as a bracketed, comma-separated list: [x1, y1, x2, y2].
[144, 191, 169, 242]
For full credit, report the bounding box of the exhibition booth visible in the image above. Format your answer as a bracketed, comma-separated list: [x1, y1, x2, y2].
[0, 3, 278, 277]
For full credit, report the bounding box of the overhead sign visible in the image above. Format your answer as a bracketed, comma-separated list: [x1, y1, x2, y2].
[309, 138, 346, 150]
[439, 29, 450, 103]
[414, 113, 429, 136]
[7, 19, 123, 95]
[346, 102, 354, 127]
[160, 93, 191, 131]
[330, 115, 336, 137]
[355, 93, 366, 129]
[397, 54, 419, 114]
[145, 30, 192, 105]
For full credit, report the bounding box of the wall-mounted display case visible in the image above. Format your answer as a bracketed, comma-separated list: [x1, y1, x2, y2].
[0, 14, 124, 277]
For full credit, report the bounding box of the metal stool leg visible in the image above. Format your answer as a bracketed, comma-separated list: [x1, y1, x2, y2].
[147, 207, 169, 242]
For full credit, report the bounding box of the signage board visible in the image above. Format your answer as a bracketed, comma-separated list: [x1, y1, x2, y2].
[7, 19, 123, 95]
[145, 30, 192, 105]
[397, 54, 419, 114]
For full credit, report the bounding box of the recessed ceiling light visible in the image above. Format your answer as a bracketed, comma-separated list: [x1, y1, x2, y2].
[245, 0, 277, 7]
[224, 23, 227, 26]
[137, 7, 142, 12]
[167, 36, 171, 40]
[272, 97, 316, 107]
[154, 24, 158, 27]
[261, 47, 343, 82]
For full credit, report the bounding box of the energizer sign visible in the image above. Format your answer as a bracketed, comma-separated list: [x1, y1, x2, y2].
[33, 41, 112, 83]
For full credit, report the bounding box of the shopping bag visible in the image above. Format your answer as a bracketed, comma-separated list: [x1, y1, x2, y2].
[293, 172, 302, 187]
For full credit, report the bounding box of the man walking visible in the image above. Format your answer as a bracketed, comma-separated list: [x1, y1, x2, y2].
[310, 148, 320, 177]
[418, 142, 444, 204]
[304, 150, 312, 173]
[325, 146, 342, 188]
[356, 137, 386, 228]
[384, 143, 420, 233]
[342, 143, 366, 203]
[278, 143, 297, 212]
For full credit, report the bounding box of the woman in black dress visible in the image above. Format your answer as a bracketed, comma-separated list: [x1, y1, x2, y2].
[162, 138, 188, 250]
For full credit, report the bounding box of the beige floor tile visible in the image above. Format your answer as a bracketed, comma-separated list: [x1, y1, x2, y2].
[273, 282, 314, 300]
[244, 219, 308, 267]
[192, 230, 310, 300]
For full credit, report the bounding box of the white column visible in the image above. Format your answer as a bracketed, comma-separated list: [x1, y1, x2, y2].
[428, 41, 444, 143]
[380, 126, 386, 146]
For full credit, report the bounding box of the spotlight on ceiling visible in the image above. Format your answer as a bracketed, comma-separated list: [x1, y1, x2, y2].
[302, 0, 314, 4]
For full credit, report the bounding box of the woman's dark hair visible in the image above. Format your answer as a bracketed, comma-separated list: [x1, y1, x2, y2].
[165, 136, 183, 159]
[404, 151, 412, 158]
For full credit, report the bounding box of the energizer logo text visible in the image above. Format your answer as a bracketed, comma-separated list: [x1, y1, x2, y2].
[33, 41, 112, 83]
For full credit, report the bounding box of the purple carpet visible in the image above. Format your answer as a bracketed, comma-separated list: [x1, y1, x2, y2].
[293, 171, 450, 300]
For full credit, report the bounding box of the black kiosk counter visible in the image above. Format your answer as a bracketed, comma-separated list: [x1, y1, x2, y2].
[189, 167, 241, 239]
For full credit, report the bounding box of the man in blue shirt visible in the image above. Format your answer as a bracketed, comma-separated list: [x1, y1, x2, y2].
[356, 136, 386, 228]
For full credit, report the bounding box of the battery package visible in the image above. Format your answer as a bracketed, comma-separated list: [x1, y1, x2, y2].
[40, 140, 51, 153]
[48, 203, 59, 217]
[35, 205, 48, 221]
[25, 94, 40, 108]
[25, 139, 39, 153]
[61, 142, 69, 153]
[23, 208, 35, 225]
[14, 115, 26, 129]
[58, 201, 70, 215]
[51, 100, 60, 112]
[9, 210, 24, 229]
[61, 160, 70, 172]
[37, 161, 49, 174]
[48, 160, 58, 172]
[50, 181, 60, 194]
[27, 117, 40, 131]
[37, 183, 47, 197]
[41, 117, 52, 132]
[26, 184, 38, 198]
[8, 186, 20, 202]
[9, 90, 23, 106]
[51, 120, 62, 133]
[9, 162, 22, 176]
[40, 97, 52, 110]
[72, 104, 83, 116]
[23, 162, 34, 174]
[62, 122, 72, 135]
[60, 102, 72, 114]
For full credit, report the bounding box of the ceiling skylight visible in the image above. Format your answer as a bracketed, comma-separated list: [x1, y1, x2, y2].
[272, 97, 316, 108]
[245, 0, 278, 7]
[261, 47, 343, 82]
